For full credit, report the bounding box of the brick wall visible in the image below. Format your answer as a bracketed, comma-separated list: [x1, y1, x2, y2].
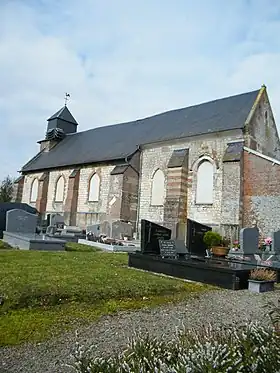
[243, 150, 280, 237]
[138, 130, 244, 235]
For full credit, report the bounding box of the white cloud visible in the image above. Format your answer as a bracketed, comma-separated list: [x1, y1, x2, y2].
[0, 0, 280, 179]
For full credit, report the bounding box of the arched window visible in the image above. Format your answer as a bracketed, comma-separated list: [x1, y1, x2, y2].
[88, 173, 100, 202]
[30, 178, 39, 202]
[55, 176, 65, 202]
[151, 169, 165, 206]
[196, 160, 214, 204]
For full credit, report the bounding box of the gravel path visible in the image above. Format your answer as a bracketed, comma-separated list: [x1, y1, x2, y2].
[1, 289, 280, 373]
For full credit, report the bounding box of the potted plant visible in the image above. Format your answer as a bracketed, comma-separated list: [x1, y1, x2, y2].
[203, 231, 230, 257]
[248, 268, 277, 293]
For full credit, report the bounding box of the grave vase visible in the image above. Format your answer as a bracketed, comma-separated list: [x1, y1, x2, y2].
[211, 246, 230, 257]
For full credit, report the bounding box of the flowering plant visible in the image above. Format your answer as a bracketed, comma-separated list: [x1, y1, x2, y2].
[233, 240, 240, 249]
[264, 237, 273, 246]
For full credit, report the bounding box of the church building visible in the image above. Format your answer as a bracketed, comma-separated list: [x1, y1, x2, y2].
[13, 85, 280, 240]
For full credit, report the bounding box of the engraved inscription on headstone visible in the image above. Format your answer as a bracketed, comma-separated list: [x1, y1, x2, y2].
[159, 239, 177, 258]
[141, 219, 171, 254]
[239, 227, 259, 254]
[6, 209, 37, 234]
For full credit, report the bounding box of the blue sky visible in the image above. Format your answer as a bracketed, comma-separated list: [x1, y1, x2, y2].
[1, 0, 280, 179]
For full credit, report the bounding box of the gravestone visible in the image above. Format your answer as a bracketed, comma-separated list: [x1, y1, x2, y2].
[272, 230, 280, 255]
[6, 209, 37, 234]
[0, 203, 38, 239]
[228, 227, 259, 260]
[87, 224, 101, 236]
[186, 219, 212, 257]
[51, 214, 64, 229]
[141, 219, 171, 255]
[112, 220, 133, 239]
[240, 227, 259, 254]
[159, 239, 177, 259]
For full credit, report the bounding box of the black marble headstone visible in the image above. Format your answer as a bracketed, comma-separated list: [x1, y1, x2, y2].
[141, 219, 171, 255]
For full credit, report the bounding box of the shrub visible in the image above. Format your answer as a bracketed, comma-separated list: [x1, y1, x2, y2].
[203, 231, 222, 248]
[250, 268, 277, 282]
[64, 321, 280, 373]
[265, 298, 280, 332]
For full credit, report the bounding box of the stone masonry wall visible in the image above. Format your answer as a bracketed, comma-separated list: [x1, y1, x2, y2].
[121, 166, 139, 225]
[45, 169, 72, 218]
[220, 161, 242, 239]
[245, 88, 280, 159]
[76, 165, 115, 228]
[138, 129, 244, 235]
[22, 172, 44, 209]
[243, 151, 280, 237]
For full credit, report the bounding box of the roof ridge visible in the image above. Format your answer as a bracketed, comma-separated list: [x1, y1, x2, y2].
[65, 88, 260, 136]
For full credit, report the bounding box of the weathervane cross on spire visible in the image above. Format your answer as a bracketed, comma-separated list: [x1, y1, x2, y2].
[64, 92, 70, 106]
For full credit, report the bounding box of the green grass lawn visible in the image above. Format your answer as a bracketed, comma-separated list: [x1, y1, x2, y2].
[0, 242, 214, 346]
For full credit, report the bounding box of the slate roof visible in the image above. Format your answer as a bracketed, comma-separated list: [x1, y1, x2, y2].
[47, 106, 78, 125]
[21, 89, 259, 172]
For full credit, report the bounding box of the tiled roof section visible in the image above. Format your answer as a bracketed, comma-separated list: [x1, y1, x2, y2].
[223, 141, 244, 162]
[168, 149, 189, 168]
[47, 106, 78, 125]
[110, 165, 130, 175]
[21, 89, 259, 172]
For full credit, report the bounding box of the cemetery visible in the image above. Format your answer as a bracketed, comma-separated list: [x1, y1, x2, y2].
[128, 219, 280, 291]
[1, 204, 280, 291]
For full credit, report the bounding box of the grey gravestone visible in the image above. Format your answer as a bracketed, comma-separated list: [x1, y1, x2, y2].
[6, 209, 37, 234]
[239, 227, 259, 254]
[272, 230, 280, 255]
[87, 224, 100, 236]
[51, 214, 64, 229]
[112, 220, 133, 239]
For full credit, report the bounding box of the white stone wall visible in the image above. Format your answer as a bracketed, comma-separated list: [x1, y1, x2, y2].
[46, 169, 72, 213]
[77, 165, 115, 213]
[138, 130, 243, 228]
[21, 172, 43, 208]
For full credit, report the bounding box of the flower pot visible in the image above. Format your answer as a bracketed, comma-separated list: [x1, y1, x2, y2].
[211, 246, 230, 257]
[248, 280, 275, 293]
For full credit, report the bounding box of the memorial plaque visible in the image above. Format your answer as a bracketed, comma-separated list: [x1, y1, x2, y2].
[141, 219, 171, 254]
[159, 239, 177, 258]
